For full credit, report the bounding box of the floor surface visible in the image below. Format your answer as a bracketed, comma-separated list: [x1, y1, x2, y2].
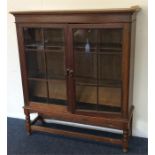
[7, 117, 148, 155]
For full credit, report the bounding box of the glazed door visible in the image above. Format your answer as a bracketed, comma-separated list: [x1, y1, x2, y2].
[22, 24, 68, 107]
[69, 24, 124, 115]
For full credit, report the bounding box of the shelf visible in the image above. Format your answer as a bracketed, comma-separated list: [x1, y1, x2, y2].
[24, 43, 65, 52]
[74, 43, 122, 54]
[28, 78, 47, 81]
[25, 49, 44, 52]
[76, 82, 121, 88]
[100, 47, 122, 51]
[76, 82, 97, 87]
[77, 102, 121, 112]
[74, 50, 122, 55]
[25, 49, 64, 53]
[75, 77, 121, 88]
[45, 49, 64, 53]
[74, 46, 97, 50]
[28, 77, 65, 81]
[74, 46, 122, 51]
[25, 43, 44, 49]
[29, 97, 67, 106]
[99, 51, 122, 55]
[74, 42, 121, 48]
[45, 45, 64, 48]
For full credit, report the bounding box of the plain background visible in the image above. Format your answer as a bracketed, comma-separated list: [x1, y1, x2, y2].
[7, 0, 148, 138]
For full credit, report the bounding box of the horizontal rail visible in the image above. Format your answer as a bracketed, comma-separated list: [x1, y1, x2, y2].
[31, 125, 122, 145]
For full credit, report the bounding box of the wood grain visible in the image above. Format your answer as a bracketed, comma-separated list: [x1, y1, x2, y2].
[13, 8, 139, 152]
[31, 125, 123, 145]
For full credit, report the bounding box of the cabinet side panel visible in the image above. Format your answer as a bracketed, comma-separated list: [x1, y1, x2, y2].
[128, 19, 136, 112]
[16, 24, 29, 105]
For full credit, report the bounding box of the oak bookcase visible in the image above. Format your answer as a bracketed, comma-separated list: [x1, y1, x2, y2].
[11, 6, 140, 152]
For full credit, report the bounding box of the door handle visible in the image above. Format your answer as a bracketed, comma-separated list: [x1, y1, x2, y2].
[65, 69, 74, 77]
[69, 69, 74, 77]
[65, 68, 70, 76]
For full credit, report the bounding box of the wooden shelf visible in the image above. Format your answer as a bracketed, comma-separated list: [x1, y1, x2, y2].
[25, 43, 43, 48]
[28, 77, 65, 81]
[74, 47, 122, 51]
[25, 44, 64, 52]
[45, 45, 64, 48]
[75, 51, 122, 55]
[25, 49, 64, 53]
[45, 49, 64, 53]
[75, 76, 121, 87]
[25, 49, 44, 52]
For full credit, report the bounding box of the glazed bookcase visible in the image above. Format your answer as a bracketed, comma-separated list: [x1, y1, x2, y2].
[11, 6, 140, 152]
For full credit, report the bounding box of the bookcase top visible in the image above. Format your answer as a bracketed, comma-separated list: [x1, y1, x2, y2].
[10, 6, 140, 15]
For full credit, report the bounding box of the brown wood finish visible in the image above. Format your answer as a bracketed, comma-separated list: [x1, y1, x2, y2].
[11, 6, 140, 23]
[16, 25, 29, 105]
[128, 20, 136, 114]
[122, 23, 131, 118]
[10, 6, 140, 15]
[31, 125, 123, 145]
[11, 6, 140, 152]
[24, 109, 31, 135]
[24, 103, 129, 129]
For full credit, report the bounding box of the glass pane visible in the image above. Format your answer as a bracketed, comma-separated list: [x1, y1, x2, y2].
[28, 80, 47, 103]
[75, 53, 97, 84]
[98, 87, 121, 112]
[98, 28, 122, 112]
[73, 28, 122, 113]
[76, 85, 97, 110]
[45, 28, 67, 106]
[99, 29, 122, 51]
[23, 28, 43, 50]
[46, 52, 65, 79]
[23, 27, 67, 106]
[26, 51, 46, 78]
[48, 80, 67, 105]
[98, 54, 122, 87]
[73, 28, 98, 110]
[44, 29, 64, 50]
[73, 29, 98, 53]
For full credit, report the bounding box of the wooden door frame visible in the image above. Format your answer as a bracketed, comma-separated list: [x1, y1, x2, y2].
[16, 23, 70, 110]
[68, 23, 129, 118]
